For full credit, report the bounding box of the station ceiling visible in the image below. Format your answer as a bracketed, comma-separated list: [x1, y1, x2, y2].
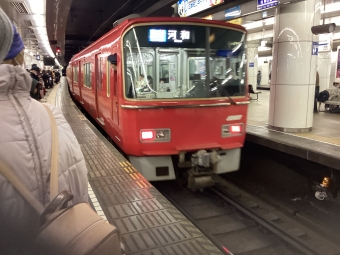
[47, 0, 177, 65]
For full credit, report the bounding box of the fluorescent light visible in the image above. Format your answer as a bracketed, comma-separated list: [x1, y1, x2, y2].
[26, 0, 45, 15]
[35, 27, 47, 35]
[243, 17, 274, 30]
[322, 2, 340, 13]
[265, 18, 274, 26]
[258, 46, 271, 52]
[32, 15, 45, 27]
[225, 10, 241, 17]
[25, 0, 56, 61]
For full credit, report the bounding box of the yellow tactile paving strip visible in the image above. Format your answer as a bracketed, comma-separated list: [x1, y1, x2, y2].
[248, 120, 340, 147]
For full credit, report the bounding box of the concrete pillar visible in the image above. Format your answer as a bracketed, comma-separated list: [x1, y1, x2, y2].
[269, 0, 321, 132]
[247, 44, 258, 90]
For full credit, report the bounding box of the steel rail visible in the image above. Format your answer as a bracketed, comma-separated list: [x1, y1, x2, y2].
[210, 186, 317, 255]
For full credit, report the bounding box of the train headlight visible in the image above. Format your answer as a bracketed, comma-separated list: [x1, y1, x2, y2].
[140, 129, 171, 143]
[221, 124, 244, 137]
[141, 131, 154, 140]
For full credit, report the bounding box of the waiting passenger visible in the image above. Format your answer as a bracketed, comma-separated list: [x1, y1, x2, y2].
[257, 70, 261, 86]
[0, 9, 88, 254]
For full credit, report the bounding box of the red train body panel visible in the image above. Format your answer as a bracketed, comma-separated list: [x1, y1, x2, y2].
[67, 17, 249, 182]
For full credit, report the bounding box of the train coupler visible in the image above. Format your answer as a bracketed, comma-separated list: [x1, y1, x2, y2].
[314, 177, 337, 201]
[187, 150, 219, 191]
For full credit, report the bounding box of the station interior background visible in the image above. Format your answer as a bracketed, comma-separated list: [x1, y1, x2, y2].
[1, 0, 339, 92]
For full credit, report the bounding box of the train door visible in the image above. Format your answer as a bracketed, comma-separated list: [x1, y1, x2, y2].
[71, 66, 74, 94]
[95, 53, 105, 125]
[111, 49, 119, 126]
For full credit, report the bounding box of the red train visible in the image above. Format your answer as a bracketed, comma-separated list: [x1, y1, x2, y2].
[67, 17, 248, 189]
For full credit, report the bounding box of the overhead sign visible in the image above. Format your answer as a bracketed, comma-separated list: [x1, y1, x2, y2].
[257, 0, 279, 10]
[178, 0, 225, 17]
[225, 6, 241, 20]
[249, 62, 254, 67]
[318, 34, 331, 52]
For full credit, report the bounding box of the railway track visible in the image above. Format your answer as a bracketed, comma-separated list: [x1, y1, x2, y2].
[154, 176, 340, 255]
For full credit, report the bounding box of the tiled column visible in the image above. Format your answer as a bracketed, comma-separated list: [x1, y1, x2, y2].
[318, 51, 331, 92]
[268, 0, 321, 132]
[247, 44, 258, 90]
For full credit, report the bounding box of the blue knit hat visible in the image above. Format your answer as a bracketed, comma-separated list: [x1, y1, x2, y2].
[4, 24, 24, 60]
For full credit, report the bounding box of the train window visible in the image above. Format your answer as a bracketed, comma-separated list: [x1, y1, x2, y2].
[83, 63, 92, 88]
[73, 66, 78, 83]
[106, 61, 110, 97]
[96, 56, 103, 91]
[123, 25, 246, 100]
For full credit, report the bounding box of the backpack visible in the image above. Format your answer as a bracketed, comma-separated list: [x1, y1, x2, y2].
[317, 90, 329, 102]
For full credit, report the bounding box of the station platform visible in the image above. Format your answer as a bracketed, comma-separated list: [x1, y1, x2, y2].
[48, 78, 223, 255]
[247, 90, 340, 170]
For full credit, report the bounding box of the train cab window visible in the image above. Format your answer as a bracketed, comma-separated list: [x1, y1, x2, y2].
[123, 25, 246, 100]
[106, 61, 110, 97]
[73, 66, 78, 83]
[83, 63, 92, 88]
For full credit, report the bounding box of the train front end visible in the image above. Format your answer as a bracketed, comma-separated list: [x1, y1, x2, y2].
[120, 19, 248, 189]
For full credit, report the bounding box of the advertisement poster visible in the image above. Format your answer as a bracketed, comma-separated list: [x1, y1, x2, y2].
[178, 0, 225, 17]
[198, 61, 206, 77]
[336, 47, 340, 79]
[312, 42, 318, 56]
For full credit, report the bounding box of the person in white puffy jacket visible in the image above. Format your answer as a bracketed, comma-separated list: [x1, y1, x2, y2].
[0, 8, 88, 254]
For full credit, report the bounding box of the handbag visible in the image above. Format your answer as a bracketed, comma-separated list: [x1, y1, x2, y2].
[0, 104, 122, 255]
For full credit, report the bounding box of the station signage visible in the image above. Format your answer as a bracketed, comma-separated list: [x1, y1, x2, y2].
[318, 34, 331, 52]
[257, 0, 279, 10]
[225, 6, 241, 21]
[178, 0, 225, 17]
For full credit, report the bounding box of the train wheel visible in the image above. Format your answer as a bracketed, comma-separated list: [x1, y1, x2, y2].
[175, 168, 188, 188]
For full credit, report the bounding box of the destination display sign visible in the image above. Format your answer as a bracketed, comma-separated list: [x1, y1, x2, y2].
[149, 29, 192, 43]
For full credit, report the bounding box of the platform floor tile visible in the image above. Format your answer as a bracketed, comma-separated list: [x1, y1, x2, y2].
[55, 81, 223, 254]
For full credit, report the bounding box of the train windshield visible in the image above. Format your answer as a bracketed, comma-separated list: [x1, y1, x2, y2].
[123, 24, 246, 100]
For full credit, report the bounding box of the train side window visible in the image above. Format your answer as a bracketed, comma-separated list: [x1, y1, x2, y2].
[106, 61, 110, 97]
[113, 70, 117, 96]
[73, 66, 78, 83]
[84, 63, 92, 88]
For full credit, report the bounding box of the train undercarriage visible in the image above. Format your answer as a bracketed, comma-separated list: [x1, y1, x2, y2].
[129, 148, 241, 191]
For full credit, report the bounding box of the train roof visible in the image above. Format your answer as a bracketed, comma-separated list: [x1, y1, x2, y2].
[70, 17, 246, 63]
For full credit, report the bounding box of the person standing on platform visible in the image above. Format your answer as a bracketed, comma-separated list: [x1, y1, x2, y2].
[257, 70, 261, 86]
[0, 8, 89, 254]
[314, 71, 320, 113]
